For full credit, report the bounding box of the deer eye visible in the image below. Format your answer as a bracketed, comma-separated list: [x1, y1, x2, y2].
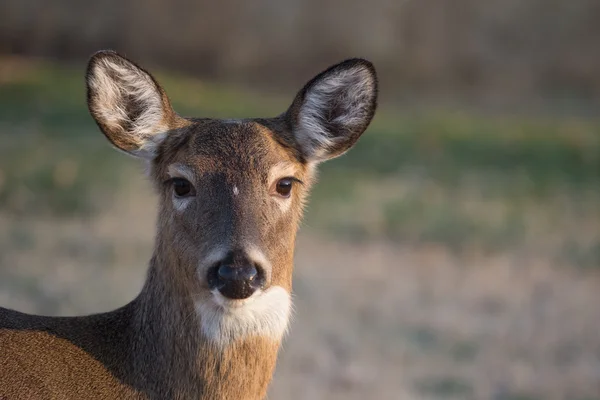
[172, 178, 195, 197]
[275, 178, 294, 198]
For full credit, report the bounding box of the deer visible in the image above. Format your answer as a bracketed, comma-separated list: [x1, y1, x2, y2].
[0, 50, 378, 399]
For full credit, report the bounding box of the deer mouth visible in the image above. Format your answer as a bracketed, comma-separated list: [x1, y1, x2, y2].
[195, 285, 293, 344]
[209, 288, 264, 309]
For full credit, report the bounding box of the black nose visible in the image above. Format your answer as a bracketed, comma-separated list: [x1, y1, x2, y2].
[218, 264, 257, 282]
[207, 262, 265, 300]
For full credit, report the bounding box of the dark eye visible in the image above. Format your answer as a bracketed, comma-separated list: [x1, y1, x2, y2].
[275, 178, 294, 198]
[172, 178, 195, 197]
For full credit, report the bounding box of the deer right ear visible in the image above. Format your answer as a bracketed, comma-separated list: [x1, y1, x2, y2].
[285, 59, 378, 162]
[86, 50, 187, 159]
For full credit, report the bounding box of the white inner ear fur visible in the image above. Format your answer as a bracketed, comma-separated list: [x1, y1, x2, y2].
[89, 58, 169, 158]
[196, 286, 292, 346]
[297, 65, 375, 160]
[269, 161, 299, 213]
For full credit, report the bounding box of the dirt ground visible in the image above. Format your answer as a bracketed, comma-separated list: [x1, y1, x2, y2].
[274, 237, 600, 400]
[1, 181, 599, 400]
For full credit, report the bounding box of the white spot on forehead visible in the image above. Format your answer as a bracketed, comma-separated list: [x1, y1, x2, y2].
[233, 186, 239, 196]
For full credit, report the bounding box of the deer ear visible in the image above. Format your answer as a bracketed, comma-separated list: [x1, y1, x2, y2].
[86, 50, 187, 159]
[286, 59, 378, 162]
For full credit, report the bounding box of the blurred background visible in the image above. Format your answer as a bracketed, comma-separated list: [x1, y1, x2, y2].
[0, 1, 599, 399]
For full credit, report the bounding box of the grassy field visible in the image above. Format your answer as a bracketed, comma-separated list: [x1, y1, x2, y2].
[0, 56, 599, 399]
[1, 56, 599, 262]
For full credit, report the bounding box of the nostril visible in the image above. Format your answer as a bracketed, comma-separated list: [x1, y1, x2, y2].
[207, 262, 266, 300]
[217, 265, 258, 282]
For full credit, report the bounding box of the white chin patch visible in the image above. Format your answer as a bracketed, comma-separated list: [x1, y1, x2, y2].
[196, 286, 292, 346]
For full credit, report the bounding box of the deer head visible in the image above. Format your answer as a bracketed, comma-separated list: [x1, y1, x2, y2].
[86, 51, 378, 346]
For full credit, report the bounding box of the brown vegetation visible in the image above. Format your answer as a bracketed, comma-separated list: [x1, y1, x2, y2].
[1, 0, 600, 104]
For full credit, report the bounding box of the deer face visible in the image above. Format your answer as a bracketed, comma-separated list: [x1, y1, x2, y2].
[86, 51, 377, 344]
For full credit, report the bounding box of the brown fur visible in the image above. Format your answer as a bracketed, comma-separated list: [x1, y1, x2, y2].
[0, 51, 377, 399]
[1, 259, 279, 399]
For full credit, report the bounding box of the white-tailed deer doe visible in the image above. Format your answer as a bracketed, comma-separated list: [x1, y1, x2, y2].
[0, 50, 377, 399]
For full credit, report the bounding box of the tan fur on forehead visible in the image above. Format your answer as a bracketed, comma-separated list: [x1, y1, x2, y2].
[152, 120, 311, 181]
[252, 122, 302, 160]
[253, 122, 315, 187]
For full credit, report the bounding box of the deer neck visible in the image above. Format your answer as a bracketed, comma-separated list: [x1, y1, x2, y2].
[130, 253, 281, 400]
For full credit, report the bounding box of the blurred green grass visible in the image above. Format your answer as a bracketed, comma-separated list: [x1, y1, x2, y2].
[0, 57, 599, 265]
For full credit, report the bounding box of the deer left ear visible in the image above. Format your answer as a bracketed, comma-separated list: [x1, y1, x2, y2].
[86, 50, 188, 159]
[286, 59, 378, 162]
